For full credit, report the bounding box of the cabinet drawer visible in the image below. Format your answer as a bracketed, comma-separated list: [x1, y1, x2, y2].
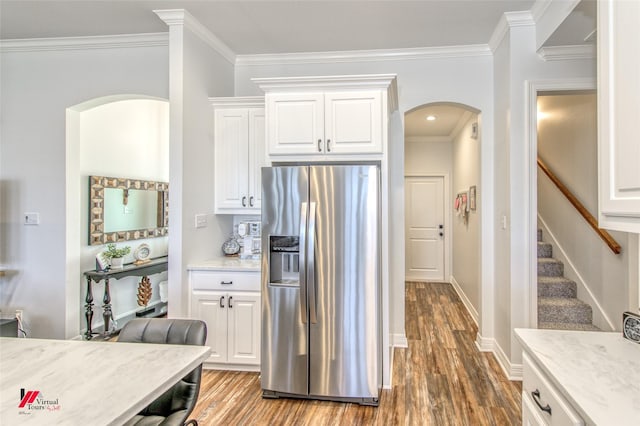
[522, 352, 584, 426]
[191, 271, 260, 291]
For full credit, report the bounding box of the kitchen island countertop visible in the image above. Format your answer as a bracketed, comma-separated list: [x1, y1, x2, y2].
[515, 328, 640, 426]
[187, 257, 260, 272]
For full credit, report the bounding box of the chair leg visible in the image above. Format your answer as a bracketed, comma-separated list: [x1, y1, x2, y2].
[184, 419, 198, 426]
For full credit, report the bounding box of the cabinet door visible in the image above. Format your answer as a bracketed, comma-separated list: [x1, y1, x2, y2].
[214, 108, 249, 212]
[266, 93, 324, 155]
[226, 292, 261, 365]
[522, 392, 546, 426]
[324, 91, 383, 154]
[248, 108, 266, 211]
[191, 291, 228, 363]
[598, 0, 640, 232]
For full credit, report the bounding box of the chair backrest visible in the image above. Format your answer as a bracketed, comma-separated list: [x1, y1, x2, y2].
[118, 318, 207, 422]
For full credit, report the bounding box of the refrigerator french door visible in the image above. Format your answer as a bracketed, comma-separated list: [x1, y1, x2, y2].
[261, 164, 381, 405]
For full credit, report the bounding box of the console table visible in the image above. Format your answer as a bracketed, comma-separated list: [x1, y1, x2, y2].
[83, 256, 168, 340]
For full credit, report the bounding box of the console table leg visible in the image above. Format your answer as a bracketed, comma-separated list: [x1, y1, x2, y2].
[102, 278, 112, 336]
[84, 278, 94, 340]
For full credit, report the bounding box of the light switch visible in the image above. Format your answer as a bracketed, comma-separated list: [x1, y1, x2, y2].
[24, 212, 40, 225]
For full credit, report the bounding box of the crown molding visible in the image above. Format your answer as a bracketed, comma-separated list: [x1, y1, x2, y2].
[0, 33, 168, 53]
[489, 11, 535, 52]
[154, 9, 235, 64]
[253, 74, 398, 92]
[236, 44, 491, 67]
[209, 96, 264, 108]
[538, 44, 596, 61]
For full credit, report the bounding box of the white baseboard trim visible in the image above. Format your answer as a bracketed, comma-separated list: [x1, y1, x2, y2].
[475, 333, 523, 381]
[391, 333, 408, 348]
[450, 276, 479, 326]
[203, 363, 260, 372]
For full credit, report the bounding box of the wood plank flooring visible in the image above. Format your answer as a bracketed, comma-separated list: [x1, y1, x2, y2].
[190, 282, 522, 425]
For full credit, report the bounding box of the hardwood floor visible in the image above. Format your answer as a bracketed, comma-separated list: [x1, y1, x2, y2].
[190, 282, 522, 425]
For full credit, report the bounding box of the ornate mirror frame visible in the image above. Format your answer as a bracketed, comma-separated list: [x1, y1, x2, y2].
[89, 176, 169, 245]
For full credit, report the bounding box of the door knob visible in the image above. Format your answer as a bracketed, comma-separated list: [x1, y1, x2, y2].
[438, 224, 444, 229]
[439, 232, 444, 237]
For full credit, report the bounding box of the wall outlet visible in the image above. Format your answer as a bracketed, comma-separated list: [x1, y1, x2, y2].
[24, 212, 39, 225]
[195, 214, 207, 229]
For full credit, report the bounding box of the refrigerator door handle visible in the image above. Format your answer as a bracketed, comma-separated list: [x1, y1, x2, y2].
[299, 202, 308, 324]
[308, 201, 318, 324]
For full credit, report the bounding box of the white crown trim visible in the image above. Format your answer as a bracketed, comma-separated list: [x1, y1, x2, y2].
[538, 44, 596, 61]
[154, 9, 236, 64]
[489, 11, 535, 52]
[0, 33, 168, 53]
[237, 44, 491, 67]
[209, 96, 264, 108]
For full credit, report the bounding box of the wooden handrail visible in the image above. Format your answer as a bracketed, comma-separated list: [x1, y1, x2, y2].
[537, 157, 621, 255]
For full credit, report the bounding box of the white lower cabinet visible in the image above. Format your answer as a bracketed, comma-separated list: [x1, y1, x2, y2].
[521, 352, 584, 426]
[189, 270, 261, 370]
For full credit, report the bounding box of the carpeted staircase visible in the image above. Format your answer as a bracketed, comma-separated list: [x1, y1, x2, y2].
[537, 229, 599, 331]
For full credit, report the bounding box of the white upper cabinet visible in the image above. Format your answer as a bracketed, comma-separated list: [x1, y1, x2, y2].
[212, 97, 265, 214]
[598, 0, 640, 233]
[267, 93, 324, 155]
[254, 75, 397, 160]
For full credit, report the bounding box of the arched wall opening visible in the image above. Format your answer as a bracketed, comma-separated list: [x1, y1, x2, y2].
[404, 101, 483, 325]
[65, 95, 169, 338]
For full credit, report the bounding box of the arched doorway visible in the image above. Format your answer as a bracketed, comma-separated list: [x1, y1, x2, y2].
[65, 95, 169, 337]
[404, 102, 482, 323]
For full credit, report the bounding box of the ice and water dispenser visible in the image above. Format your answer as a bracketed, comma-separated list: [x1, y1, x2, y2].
[269, 236, 300, 285]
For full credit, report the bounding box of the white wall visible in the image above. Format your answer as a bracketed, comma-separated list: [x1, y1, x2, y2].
[77, 99, 170, 333]
[492, 14, 597, 372]
[235, 51, 496, 372]
[405, 137, 452, 176]
[163, 16, 235, 318]
[452, 115, 481, 317]
[537, 93, 628, 331]
[0, 41, 168, 338]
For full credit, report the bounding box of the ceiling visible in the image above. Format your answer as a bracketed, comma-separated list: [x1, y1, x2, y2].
[0, 0, 539, 53]
[0, 1, 595, 138]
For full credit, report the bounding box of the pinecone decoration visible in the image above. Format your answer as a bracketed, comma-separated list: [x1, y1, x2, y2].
[137, 276, 152, 307]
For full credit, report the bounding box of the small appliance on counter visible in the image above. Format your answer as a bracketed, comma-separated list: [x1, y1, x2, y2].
[237, 220, 261, 260]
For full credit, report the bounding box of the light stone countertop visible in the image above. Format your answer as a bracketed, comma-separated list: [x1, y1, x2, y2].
[515, 328, 640, 426]
[187, 257, 261, 272]
[0, 337, 210, 426]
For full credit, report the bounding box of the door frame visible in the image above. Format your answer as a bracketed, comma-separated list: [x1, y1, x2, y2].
[404, 172, 451, 282]
[525, 78, 596, 328]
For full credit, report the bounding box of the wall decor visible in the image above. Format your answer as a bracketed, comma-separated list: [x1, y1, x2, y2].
[469, 185, 477, 211]
[88, 176, 169, 245]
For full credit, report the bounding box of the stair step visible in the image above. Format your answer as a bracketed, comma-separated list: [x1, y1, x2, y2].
[538, 322, 600, 332]
[538, 297, 593, 324]
[538, 258, 564, 277]
[537, 229, 542, 242]
[537, 242, 553, 258]
[538, 276, 577, 298]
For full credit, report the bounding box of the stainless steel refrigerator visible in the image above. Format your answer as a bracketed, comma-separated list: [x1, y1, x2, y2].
[261, 164, 381, 406]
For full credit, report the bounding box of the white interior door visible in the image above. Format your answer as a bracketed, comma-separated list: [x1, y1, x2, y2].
[405, 176, 445, 281]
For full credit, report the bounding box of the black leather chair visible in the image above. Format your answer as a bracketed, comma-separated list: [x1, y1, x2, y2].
[118, 318, 207, 426]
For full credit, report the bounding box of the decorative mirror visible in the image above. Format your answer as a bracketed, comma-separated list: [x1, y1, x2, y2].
[89, 176, 169, 245]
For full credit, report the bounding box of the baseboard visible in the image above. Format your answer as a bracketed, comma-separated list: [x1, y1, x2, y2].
[203, 362, 260, 372]
[450, 276, 479, 326]
[391, 333, 408, 348]
[475, 333, 523, 381]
